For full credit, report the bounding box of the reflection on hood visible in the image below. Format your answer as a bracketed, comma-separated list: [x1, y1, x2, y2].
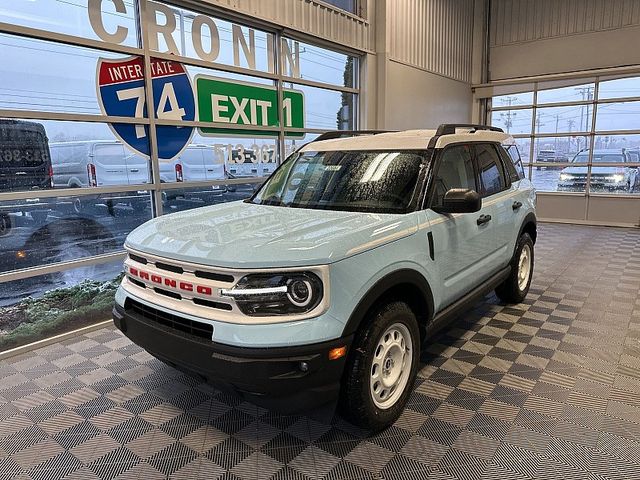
[125, 201, 417, 268]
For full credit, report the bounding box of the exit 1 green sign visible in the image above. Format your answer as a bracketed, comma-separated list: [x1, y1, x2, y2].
[195, 76, 304, 137]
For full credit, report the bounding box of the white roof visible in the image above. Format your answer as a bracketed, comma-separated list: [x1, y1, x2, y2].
[300, 128, 514, 152]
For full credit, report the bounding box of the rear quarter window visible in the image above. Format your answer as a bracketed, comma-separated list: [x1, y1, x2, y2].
[506, 145, 525, 179]
[499, 145, 524, 182]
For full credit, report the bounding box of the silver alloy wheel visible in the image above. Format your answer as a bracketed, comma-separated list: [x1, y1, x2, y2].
[370, 323, 413, 410]
[517, 243, 532, 291]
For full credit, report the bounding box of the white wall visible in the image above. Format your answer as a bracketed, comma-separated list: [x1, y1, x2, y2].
[382, 61, 472, 129]
[489, 0, 640, 79]
[366, 0, 476, 129]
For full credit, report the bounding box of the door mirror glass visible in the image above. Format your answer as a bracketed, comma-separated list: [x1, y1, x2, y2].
[433, 188, 482, 214]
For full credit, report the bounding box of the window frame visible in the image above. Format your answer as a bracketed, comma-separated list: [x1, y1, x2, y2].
[487, 73, 640, 196]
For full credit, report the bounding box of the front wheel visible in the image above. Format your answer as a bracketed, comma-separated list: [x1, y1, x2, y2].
[339, 301, 420, 431]
[495, 233, 534, 304]
[0, 213, 11, 237]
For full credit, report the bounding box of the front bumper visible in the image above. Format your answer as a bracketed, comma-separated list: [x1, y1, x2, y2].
[558, 181, 627, 192]
[113, 302, 352, 412]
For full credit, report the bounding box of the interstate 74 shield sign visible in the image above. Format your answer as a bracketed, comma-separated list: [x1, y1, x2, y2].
[97, 57, 195, 160]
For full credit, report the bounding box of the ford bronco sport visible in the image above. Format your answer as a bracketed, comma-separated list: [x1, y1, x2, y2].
[113, 124, 537, 430]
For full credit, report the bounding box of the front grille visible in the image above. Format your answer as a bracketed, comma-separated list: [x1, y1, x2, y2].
[195, 270, 234, 283]
[125, 299, 213, 340]
[155, 261, 183, 274]
[129, 253, 147, 264]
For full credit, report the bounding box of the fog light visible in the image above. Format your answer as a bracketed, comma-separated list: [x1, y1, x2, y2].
[16, 250, 27, 259]
[328, 346, 347, 361]
[299, 361, 309, 372]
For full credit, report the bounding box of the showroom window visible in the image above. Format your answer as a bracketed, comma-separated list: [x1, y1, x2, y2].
[319, 0, 359, 15]
[489, 76, 640, 196]
[0, 0, 360, 350]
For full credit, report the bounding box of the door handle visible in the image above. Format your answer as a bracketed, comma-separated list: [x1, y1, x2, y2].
[477, 214, 492, 226]
[512, 201, 523, 210]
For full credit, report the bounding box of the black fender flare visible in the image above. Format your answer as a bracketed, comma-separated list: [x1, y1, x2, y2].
[518, 212, 537, 244]
[342, 268, 435, 337]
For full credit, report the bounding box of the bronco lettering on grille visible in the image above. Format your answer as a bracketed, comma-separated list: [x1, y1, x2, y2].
[127, 266, 215, 297]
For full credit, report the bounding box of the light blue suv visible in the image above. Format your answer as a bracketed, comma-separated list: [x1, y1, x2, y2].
[113, 124, 537, 431]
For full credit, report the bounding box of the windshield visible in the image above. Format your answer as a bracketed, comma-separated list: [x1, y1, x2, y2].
[573, 152, 624, 163]
[250, 150, 426, 213]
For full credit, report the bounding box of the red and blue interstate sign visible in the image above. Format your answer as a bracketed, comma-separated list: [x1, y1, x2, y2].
[97, 56, 196, 160]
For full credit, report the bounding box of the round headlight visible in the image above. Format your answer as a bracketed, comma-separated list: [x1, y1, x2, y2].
[287, 279, 312, 307]
[222, 272, 323, 316]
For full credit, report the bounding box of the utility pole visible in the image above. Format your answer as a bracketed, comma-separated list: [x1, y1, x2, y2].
[567, 119, 576, 153]
[535, 113, 545, 155]
[575, 86, 595, 133]
[499, 96, 518, 133]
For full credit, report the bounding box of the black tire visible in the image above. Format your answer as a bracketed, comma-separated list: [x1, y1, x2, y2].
[0, 212, 11, 237]
[495, 233, 534, 304]
[339, 301, 420, 431]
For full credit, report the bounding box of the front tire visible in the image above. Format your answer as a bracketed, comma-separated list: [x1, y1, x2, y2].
[495, 233, 534, 304]
[339, 301, 420, 431]
[0, 213, 11, 237]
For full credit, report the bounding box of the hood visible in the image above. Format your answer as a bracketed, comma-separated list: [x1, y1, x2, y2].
[125, 201, 418, 268]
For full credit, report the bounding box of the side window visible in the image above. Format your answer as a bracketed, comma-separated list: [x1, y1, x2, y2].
[505, 144, 525, 179]
[432, 144, 476, 208]
[475, 144, 507, 197]
[498, 145, 522, 183]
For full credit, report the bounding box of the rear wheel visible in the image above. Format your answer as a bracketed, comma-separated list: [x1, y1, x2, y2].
[339, 301, 420, 431]
[495, 233, 534, 304]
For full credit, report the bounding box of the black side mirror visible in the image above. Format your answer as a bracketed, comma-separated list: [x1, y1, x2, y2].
[433, 188, 482, 214]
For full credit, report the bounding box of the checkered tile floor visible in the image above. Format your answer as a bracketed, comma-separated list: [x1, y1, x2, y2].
[1, 223, 640, 480]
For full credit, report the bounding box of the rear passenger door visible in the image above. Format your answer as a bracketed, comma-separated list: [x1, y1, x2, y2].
[473, 143, 514, 269]
[426, 144, 497, 308]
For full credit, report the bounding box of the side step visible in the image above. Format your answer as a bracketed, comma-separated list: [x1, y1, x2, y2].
[427, 266, 511, 336]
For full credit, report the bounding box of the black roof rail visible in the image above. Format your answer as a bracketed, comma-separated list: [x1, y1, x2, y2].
[313, 130, 396, 143]
[434, 124, 504, 136]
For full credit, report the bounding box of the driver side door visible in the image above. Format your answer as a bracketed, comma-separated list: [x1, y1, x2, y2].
[425, 143, 497, 309]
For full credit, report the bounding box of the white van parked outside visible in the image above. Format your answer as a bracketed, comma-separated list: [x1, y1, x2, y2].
[159, 144, 226, 187]
[50, 141, 150, 188]
[50, 142, 228, 188]
[50, 141, 230, 211]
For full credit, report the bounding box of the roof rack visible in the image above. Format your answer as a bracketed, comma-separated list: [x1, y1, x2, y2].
[313, 130, 396, 143]
[434, 124, 504, 136]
